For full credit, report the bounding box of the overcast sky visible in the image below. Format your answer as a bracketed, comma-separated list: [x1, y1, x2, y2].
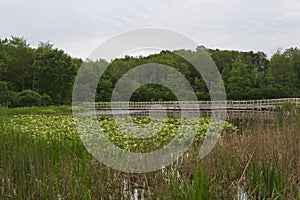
[1, 0, 300, 59]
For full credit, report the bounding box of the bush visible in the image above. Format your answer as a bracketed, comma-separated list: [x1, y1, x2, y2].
[15, 90, 42, 107]
[41, 94, 52, 106]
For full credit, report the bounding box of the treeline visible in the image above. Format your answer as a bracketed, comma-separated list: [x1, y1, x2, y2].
[0, 37, 300, 107]
[0, 37, 81, 107]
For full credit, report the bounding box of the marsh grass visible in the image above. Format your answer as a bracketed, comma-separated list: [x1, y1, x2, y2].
[0, 105, 299, 199]
[156, 104, 300, 199]
[206, 105, 300, 199]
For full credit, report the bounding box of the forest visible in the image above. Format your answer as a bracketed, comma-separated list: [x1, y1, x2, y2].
[1, 36, 300, 107]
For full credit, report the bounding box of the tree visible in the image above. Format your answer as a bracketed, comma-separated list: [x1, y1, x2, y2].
[264, 49, 298, 98]
[227, 58, 251, 100]
[0, 81, 15, 107]
[34, 46, 77, 104]
[2, 37, 34, 91]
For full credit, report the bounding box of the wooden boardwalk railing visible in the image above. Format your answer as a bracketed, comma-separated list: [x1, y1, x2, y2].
[80, 98, 299, 118]
[88, 98, 299, 110]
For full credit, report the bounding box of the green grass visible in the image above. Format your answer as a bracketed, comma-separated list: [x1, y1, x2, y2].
[0, 112, 110, 199]
[0, 107, 299, 199]
[248, 162, 288, 199]
[167, 165, 213, 199]
[0, 106, 72, 116]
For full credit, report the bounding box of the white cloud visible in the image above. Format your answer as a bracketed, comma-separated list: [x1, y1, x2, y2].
[1, 0, 299, 58]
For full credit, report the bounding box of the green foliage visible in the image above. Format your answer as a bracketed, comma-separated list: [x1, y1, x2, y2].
[8, 114, 77, 140]
[0, 106, 72, 116]
[263, 49, 300, 99]
[34, 46, 78, 104]
[0, 37, 34, 91]
[0, 114, 110, 199]
[276, 100, 299, 127]
[1, 36, 300, 105]
[227, 58, 252, 99]
[0, 112, 235, 199]
[0, 109, 299, 199]
[0, 38, 81, 107]
[0, 81, 16, 107]
[6, 114, 236, 153]
[130, 84, 177, 101]
[41, 94, 52, 106]
[170, 165, 213, 199]
[248, 162, 288, 199]
[15, 89, 42, 107]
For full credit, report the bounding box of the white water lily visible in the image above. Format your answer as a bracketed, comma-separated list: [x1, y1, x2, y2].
[7, 115, 237, 153]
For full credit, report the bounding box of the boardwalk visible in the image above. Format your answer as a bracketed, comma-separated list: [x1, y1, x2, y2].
[82, 98, 299, 119]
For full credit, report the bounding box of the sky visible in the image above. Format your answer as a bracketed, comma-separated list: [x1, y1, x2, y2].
[1, 0, 300, 59]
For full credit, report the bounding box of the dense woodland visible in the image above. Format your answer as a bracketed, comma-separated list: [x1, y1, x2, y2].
[0, 37, 300, 107]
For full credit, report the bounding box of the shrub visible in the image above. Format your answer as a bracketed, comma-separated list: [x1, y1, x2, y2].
[41, 94, 52, 106]
[15, 90, 42, 107]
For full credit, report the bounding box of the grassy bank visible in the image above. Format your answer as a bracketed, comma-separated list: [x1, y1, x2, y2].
[0, 106, 72, 116]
